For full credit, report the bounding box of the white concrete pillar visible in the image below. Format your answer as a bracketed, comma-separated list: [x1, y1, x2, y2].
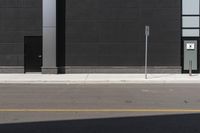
[42, 0, 57, 74]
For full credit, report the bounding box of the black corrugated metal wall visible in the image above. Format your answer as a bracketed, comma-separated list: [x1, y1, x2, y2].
[64, 0, 181, 66]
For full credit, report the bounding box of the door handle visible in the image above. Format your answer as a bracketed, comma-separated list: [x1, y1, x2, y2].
[38, 55, 42, 58]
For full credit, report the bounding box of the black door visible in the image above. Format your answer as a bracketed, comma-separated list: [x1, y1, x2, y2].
[24, 36, 42, 72]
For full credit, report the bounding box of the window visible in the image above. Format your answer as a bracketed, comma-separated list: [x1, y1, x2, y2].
[182, 0, 199, 15]
[182, 29, 199, 36]
[182, 0, 200, 37]
[182, 17, 199, 28]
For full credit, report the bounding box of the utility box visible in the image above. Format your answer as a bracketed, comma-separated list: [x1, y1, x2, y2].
[184, 40, 198, 70]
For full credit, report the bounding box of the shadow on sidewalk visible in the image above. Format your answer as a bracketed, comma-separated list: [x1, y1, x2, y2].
[0, 113, 200, 133]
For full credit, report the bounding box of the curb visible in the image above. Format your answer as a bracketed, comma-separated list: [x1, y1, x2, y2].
[0, 79, 200, 84]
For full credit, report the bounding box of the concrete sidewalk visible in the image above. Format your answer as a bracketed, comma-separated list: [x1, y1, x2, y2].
[0, 74, 200, 84]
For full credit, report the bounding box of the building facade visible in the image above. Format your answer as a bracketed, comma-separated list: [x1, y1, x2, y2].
[0, 0, 198, 74]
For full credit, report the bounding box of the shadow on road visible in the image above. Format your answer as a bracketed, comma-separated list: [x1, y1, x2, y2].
[0, 113, 200, 133]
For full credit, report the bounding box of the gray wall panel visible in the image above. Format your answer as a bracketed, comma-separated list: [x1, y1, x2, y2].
[0, 0, 42, 66]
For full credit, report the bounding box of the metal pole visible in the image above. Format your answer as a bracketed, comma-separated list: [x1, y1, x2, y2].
[145, 26, 149, 79]
[145, 34, 148, 79]
[189, 60, 192, 76]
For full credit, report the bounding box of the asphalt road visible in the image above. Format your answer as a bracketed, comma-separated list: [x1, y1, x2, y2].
[0, 84, 200, 133]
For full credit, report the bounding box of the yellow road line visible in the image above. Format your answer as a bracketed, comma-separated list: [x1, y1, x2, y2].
[0, 109, 200, 112]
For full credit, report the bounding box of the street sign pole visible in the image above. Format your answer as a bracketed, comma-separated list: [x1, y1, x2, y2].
[145, 26, 150, 79]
